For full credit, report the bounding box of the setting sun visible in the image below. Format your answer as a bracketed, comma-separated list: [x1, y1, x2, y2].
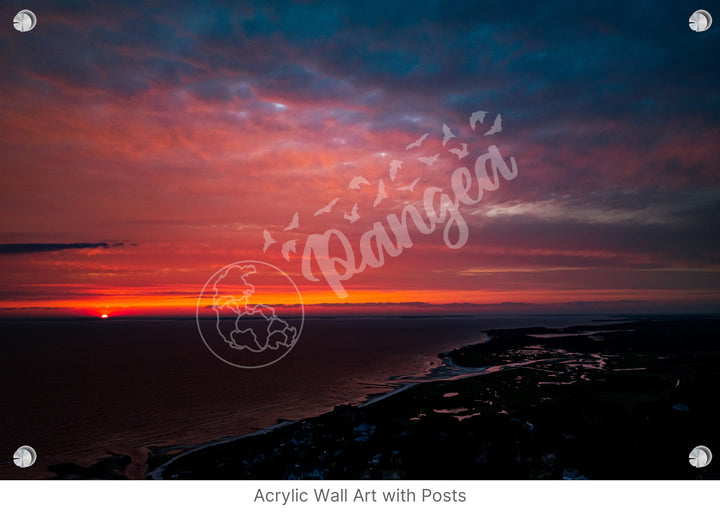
[101, 314, 108, 319]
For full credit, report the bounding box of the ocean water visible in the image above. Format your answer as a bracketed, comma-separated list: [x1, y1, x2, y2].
[0, 315, 609, 479]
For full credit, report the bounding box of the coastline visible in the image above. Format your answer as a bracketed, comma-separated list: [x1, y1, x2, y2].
[147, 333, 494, 479]
[43, 316, 720, 480]
[146, 316, 720, 480]
[145, 419, 297, 480]
[142, 337, 577, 479]
[24, 315, 506, 480]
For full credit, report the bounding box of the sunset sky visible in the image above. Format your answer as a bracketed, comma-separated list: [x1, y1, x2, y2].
[1, 1, 719, 317]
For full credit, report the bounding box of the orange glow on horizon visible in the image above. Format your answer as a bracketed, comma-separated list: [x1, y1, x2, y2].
[0, 286, 717, 318]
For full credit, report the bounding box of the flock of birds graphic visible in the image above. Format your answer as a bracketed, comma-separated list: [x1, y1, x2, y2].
[262, 111, 503, 261]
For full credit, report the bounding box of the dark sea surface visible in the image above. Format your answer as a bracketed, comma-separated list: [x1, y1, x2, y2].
[0, 315, 615, 479]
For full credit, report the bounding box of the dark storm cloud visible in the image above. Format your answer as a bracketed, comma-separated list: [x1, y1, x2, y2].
[8, 1, 713, 193]
[0, 242, 124, 255]
[5, 0, 719, 124]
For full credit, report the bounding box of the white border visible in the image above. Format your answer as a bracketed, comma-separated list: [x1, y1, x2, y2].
[0, 480, 712, 517]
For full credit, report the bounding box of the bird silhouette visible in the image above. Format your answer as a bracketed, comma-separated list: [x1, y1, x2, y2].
[449, 143, 468, 159]
[344, 203, 360, 223]
[418, 153, 439, 166]
[405, 132, 430, 150]
[388, 160, 402, 182]
[281, 240, 297, 261]
[396, 177, 421, 192]
[284, 212, 299, 231]
[442, 123, 455, 147]
[313, 197, 340, 216]
[469, 110, 487, 130]
[373, 179, 388, 208]
[262, 229, 277, 252]
[483, 114, 502, 136]
[348, 176, 370, 190]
